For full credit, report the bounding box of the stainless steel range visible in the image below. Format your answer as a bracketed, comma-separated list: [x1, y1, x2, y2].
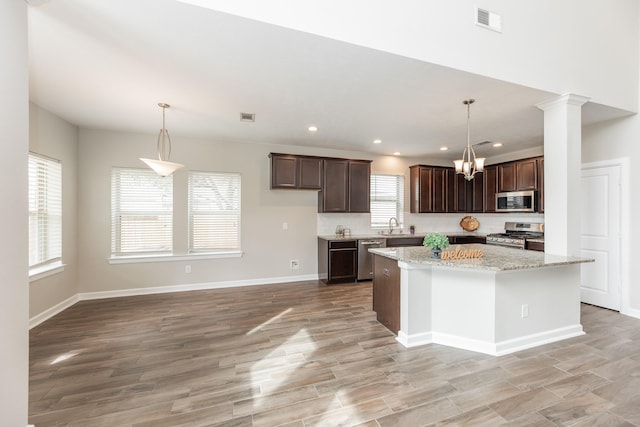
[486, 222, 544, 249]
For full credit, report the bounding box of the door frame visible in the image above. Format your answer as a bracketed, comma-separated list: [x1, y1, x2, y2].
[581, 157, 632, 317]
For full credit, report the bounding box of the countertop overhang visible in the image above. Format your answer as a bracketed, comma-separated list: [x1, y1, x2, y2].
[370, 244, 591, 272]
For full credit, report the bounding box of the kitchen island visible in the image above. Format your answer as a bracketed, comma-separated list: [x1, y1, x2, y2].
[370, 244, 593, 356]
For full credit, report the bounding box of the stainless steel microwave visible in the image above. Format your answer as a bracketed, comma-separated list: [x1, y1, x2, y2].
[496, 190, 537, 212]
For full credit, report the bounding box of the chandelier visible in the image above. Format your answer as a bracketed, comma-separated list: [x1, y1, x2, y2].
[140, 103, 184, 177]
[453, 99, 485, 181]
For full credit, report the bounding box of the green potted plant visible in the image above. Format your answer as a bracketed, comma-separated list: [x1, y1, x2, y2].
[423, 232, 450, 259]
[409, 225, 416, 235]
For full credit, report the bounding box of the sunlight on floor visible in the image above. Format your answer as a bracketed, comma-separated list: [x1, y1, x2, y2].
[50, 351, 80, 365]
[246, 308, 293, 336]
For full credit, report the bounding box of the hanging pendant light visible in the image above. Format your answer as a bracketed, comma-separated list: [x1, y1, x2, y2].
[453, 99, 485, 181]
[140, 103, 184, 177]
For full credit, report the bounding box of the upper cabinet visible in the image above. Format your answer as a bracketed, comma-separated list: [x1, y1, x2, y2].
[410, 165, 449, 213]
[318, 159, 371, 213]
[411, 156, 543, 214]
[270, 153, 370, 212]
[498, 157, 538, 192]
[269, 153, 322, 190]
[483, 165, 498, 212]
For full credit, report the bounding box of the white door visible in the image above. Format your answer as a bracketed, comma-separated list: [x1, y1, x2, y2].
[580, 164, 621, 310]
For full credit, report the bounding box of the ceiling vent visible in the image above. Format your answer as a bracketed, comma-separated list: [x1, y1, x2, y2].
[240, 112, 255, 122]
[476, 7, 502, 33]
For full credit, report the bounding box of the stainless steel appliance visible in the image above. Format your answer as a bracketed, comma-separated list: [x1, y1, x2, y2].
[496, 190, 537, 212]
[486, 222, 544, 249]
[358, 238, 386, 280]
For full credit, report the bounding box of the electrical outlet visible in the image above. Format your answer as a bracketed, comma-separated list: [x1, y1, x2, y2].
[521, 303, 529, 318]
[185, 265, 191, 274]
[282, 222, 288, 230]
[290, 259, 299, 270]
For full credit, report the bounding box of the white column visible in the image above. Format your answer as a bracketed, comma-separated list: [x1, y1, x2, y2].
[536, 93, 589, 257]
[0, 1, 29, 426]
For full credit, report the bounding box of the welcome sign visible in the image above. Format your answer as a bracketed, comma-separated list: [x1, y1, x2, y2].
[441, 245, 484, 260]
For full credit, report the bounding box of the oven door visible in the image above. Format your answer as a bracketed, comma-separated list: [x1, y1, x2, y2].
[496, 190, 537, 212]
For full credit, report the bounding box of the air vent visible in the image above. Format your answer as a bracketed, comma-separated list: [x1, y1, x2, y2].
[240, 112, 255, 122]
[476, 7, 502, 33]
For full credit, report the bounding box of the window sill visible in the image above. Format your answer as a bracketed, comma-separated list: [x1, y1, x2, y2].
[29, 262, 66, 282]
[108, 251, 243, 264]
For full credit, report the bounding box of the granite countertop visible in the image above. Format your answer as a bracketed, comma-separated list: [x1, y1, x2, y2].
[318, 231, 485, 241]
[369, 244, 592, 271]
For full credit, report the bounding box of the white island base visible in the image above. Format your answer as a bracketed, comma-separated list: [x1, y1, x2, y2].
[397, 261, 584, 356]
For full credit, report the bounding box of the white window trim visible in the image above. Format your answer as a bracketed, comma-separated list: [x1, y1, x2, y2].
[108, 251, 243, 264]
[29, 260, 66, 282]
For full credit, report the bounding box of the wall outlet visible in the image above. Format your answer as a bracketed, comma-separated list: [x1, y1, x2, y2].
[521, 303, 529, 318]
[185, 265, 191, 274]
[282, 222, 288, 230]
[290, 259, 299, 269]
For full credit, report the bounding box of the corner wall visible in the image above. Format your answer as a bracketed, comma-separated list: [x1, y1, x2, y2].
[29, 103, 80, 319]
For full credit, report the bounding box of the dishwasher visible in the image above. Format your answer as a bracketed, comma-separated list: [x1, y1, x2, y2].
[357, 238, 386, 281]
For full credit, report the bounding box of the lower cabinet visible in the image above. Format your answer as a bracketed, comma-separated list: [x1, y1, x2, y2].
[385, 236, 424, 247]
[372, 254, 400, 334]
[526, 240, 544, 252]
[448, 235, 486, 245]
[318, 238, 358, 284]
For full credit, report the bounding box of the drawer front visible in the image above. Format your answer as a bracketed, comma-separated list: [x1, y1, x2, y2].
[329, 240, 357, 249]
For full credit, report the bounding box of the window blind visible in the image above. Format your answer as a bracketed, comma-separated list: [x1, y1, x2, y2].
[28, 153, 62, 268]
[111, 168, 173, 255]
[370, 174, 404, 227]
[188, 171, 241, 253]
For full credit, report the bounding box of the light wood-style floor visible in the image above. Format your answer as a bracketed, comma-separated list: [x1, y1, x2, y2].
[29, 280, 640, 426]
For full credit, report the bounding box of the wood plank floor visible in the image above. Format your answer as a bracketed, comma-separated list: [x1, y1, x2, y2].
[29, 280, 640, 426]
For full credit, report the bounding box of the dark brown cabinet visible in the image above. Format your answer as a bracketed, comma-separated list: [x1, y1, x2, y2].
[498, 158, 538, 192]
[448, 235, 486, 244]
[348, 160, 371, 213]
[269, 153, 322, 190]
[319, 159, 350, 212]
[526, 240, 544, 252]
[516, 158, 538, 190]
[409, 165, 448, 213]
[483, 166, 498, 212]
[385, 236, 424, 247]
[372, 254, 400, 334]
[318, 238, 358, 284]
[498, 162, 517, 192]
[318, 159, 371, 213]
[454, 173, 484, 213]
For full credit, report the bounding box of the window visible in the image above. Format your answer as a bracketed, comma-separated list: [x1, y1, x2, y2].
[188, 171, 241, 253]
[111, 168, 173, 256]
[370, 174, 404, 228]
[28, 153, 62, 269]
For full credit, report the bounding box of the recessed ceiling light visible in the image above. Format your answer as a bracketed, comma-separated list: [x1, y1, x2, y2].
[393, 152, 401, 156]
[440, 146, 448, 151]
[493, 142, 503, 147]
[308, 126, 318, 132]
[373, 139, 382, 144]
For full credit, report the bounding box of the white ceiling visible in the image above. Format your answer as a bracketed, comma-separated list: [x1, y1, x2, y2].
[27, 0, 632, 160]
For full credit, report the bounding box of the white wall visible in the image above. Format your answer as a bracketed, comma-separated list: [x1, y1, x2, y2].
[0, 1, 29, 425]
[29, 103, 79, 318]
[582, 116, 639, 312]
[200, 0, 639, 112]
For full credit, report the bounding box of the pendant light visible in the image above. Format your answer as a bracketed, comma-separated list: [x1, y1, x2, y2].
[140, 103, 184, 177]
[453, 99, 485, 181]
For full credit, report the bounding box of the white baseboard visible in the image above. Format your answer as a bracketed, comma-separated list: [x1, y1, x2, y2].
[621, 306, 640, 320]
[29, 294, 79, 329]
[30, 274, 319, 329]
[397, 324, 585, 356]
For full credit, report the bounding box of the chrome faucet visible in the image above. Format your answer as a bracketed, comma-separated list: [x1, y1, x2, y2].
[388, 217, 399, 234]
